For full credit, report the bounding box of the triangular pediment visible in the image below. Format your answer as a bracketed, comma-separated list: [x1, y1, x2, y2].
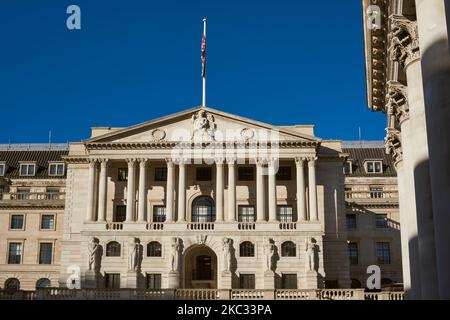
[85, 106, 320, 144]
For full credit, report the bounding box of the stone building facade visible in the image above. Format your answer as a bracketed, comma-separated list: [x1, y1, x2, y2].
[0, 107, 401, 292]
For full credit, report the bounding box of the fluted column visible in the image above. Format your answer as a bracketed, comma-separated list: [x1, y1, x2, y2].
[126, 159, 136, 222]
[215, 159, 224, 222]
[165, 159, 175, 222]
[97, 159, 108, 222]
[137, 159, 148, 223]
[268, 159, 277, 222]
[308, 157, 318, 221]
[85, 159, 97, 222]
[227, 159, 236, 222]
[295, 157, 306, 221]
[256, 159, 266, 222]
[177, 160, 186, 222]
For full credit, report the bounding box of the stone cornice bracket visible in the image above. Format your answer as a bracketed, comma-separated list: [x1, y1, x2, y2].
[386, 82, 409, 125]
[388, 15, 420, 70]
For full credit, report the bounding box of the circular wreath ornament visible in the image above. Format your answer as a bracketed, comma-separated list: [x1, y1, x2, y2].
[240, 128, 255, 141]
[151, 129, 166, 142]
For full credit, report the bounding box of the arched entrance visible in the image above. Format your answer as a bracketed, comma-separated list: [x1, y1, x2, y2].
[183, 245, 217, 289]
[191, 196, 215, 222]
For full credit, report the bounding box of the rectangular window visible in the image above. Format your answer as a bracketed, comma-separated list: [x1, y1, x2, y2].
[0, 163, 5, 176]
[17, 187, 30, 200]
[46, 187, 60, 200]
[375, 214, 388, 228]
[277, 206, 294, 222]
[117, 168, 128, 181]
[348, 242, 359, 265]
[366, 161, 383, 174]
[39, 243, 53, 264]
[196, 167, 212, 181]
[114, 205, 126, 222]
[49, 163, 65, 176]
[344, 161, 352, 174]
[376, 242, 391, 265]
[19, 163, 36, 176]
[154, 168, 167, 181]
[41, 215, 55, 230]
[346, 214, 357, 230]
[238, 167, 254, 181]
[8, 243, 22, 264]
[10, 214, 24, 230]
[239, 274, 255, 289]
[153, 206, 166, 222]
[281, 274, 297, 289]
[238, 206, 255, 222]
[276, 166, 292, 180]
[105, 273, 121, 289]
[146, 274, 162, 289]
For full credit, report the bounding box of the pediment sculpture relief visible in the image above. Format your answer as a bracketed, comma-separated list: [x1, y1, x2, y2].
[191, 110, 216, 142]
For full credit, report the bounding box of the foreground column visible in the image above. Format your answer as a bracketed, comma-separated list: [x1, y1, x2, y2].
[227, 159, 236, 222]
[295, 157, 306, 221]
[215, 159, 224, 222]
[166, 159, 175, 222]
[268, 160, 277, 222]
[137, 159, 148, 223]
[256, 159, 266, 222]
[126, 159, 136, 222]
[85, 159, 97, 222]
[307, 157, 318, 221]
[97, 159, 108, 223]
[177, 161, 186, 222]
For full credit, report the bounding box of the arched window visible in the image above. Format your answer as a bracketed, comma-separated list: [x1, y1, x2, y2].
[192, 196, 215, 222]
[36, 278, 51, 289]
[281, 241, 296, 257]
[106, 241, 121, 257]
[351, 279, 362, 289]
[147, 241, 162, 257]
[4, 278, 20, 291]
[240, 241, 255, 257]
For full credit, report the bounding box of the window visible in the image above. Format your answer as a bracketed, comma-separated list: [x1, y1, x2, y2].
[105, 273, 120, 289]
[238, 206, 255, 222]
[4, 278, 20, 291]
[147, 241, 162, 257]
[344, 161, 352, 174]
[8, 243, 22, 264]
[375, 214, 388, 228]
[240, 241, 255, 257]
[19, 163, 36, 176]
[348, 242, 359, 265]
[10, 214, 24, 230]
[281, 241, 296, 257]
[106, 241, 121, 257]
[17, 187, 30, 200]
[281, 274, 297, 289]
[46, 187, 60, 200]
[239, 274, 255, 289]
[346, 214, 357, 230]
[146, 274, 162, 289]
[376, 242, 391, 265]
[114, 205, 126, 222]
[276, 166, 292, 180]
[192, 196, 215, 222]
[36, 278, 51, 289]
[238, 167, 254, 181]
[277, 206, 295, 222]
[39, 243, 53, 264]
[196, 167, 212, 181]
[366, 161, 383, 173]
[117, 168, 128, 181]
[49, 163, 64, 176]
[0, 163, 5, 176]
[153, 206, 166, 222]
[154, 168, 167, 181]
[41, 215, 55, 230]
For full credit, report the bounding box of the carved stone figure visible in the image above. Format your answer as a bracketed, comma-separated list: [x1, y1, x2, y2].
[264, 239, 276, 271]
[129, 238, 141, 271]
[305, 237, 318, 272]
[191, 110, 216, 141]
[222, 238, 232, 272]
[171, 237, 181, 272]
[88, 237, 101, 272]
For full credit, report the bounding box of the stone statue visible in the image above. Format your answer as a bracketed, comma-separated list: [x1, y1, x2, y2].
[222, 238, 232, 272]
[264, 239, 276, 271]
[191, 110, 216, 141]
[129, 238, 141, 272]
[305, 237, 318, 272]
[170, 237, 181, 272]
[88, 237, 101, 272]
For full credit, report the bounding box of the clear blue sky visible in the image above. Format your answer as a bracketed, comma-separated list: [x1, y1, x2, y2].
[0, 0, 386, 143]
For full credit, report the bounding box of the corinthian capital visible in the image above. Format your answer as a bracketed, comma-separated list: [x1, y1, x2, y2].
[386, 82, 409, 126]
[385, 128, 403, 166]
[388, 15, 420, 69]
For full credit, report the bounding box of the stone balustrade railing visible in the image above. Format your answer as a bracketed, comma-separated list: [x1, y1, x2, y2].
[187, 222, 215, 230]
[2, 192, 65, 201]
[106, 223, 123, 230]
[146, 223, 164, 230]
[0, 289, 404, 300]
[345, 191, 399, 201]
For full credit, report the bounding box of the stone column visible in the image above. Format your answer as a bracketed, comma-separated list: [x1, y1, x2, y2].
[126, 159, 136, 222]
[215, 159, 224, 222]
[166, 159, 175, 223]
[307, 157, 318, 221]
[97, 159, 108, 223]
[227, 159, 236, 222]
[137, 159, 148, 223]
[177, 161, 186, 222]
[415, 0, 450, 300]
[256, 159, 266, 222]
[268, 159, 277, 222]
[295, 157, 306, 221]
[85, 159, 97, 222]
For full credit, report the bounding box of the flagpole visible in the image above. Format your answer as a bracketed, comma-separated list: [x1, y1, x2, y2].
[202, 18, 207, 107]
